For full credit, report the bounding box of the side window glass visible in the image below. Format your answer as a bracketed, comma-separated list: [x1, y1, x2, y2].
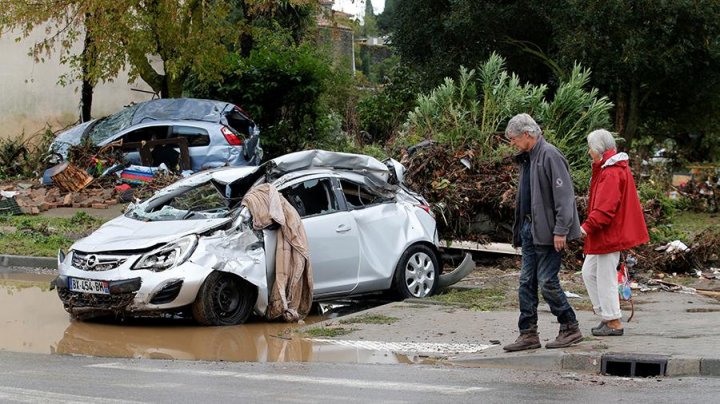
[122, 126, 169, 144]
[340, 179, 387, 209]
[280, 179, 338, 218]
[171, 126, 210, 147]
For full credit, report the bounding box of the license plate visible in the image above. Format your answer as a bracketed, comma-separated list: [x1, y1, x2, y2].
[69, 277, 110, 295]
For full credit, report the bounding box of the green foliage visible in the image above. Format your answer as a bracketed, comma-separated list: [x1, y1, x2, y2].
[0, 136, 29, 179]
[0, 213, 105, 257]
[0, 1, 321, 98]
[540, 64, 613, 170]
[397, 53, 612, 171]
[385, 0, 720, 157]
[404, 66, 484, 150]
[429, 287, 510, 311]
[304, 326, 355, 337]
[388, 0, 554, 90]
[356, 60, 421, 143]
[339, 314, 399, 325]
[477, 53, 547, 135]
[546, 0, 720, 148]
[0, 128, 54, 179]
[190, 27, 338, 157]
[362, 0, 379, 37]
[70, 211, 94, 226]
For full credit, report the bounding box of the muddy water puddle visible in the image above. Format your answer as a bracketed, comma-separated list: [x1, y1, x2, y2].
[0, 273, 415, 364]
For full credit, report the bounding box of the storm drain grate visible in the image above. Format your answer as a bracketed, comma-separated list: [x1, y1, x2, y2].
[601, 353, 668, 377]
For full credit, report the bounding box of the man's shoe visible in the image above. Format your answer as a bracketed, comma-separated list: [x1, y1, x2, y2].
[546, 323, 583, 349]
[503, 331, 541, 352]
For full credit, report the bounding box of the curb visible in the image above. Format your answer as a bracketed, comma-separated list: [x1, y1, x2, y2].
[0, 255, 57, 270]
[449, 351, 720, 377]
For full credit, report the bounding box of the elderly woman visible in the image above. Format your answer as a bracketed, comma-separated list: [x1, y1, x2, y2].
[580, 129, 649, 336]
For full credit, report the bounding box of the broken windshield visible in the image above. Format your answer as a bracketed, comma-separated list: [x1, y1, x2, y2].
[127, 182, 230, 222]
[87, 103, 141, 145]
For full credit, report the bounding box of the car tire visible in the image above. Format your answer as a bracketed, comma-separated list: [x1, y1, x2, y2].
[192, 272, 257, 326]
[393, 244, 440, 299]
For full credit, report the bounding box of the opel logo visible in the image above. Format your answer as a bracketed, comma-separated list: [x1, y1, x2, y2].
[85, 255, 98, 269]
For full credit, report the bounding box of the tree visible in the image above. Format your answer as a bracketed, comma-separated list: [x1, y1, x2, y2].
[0, 0, 320, 102]
[547, 0, 720, 146]
[376, 0, 396, 35]
[362, 0, 378, 38]
[387, 0, 554, 90]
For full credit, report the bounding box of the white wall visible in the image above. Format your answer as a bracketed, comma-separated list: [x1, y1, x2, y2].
[0, 27, 155, 140]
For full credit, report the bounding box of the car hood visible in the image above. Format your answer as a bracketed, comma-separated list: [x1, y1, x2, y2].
[71, 215, 230, 252]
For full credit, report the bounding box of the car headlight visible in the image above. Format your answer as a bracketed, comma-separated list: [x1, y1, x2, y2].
[132, 235, 198, 272]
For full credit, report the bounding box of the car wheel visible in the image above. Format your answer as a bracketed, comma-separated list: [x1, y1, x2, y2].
[393, 244, 440, 299]
[192, 272, 257, 326]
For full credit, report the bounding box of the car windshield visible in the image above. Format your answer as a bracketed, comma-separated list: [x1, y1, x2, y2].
[88, 103, 142, 145]
[127, 182, 230, 222]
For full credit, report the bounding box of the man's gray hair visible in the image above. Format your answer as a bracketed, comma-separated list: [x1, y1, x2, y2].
[586, 129, 616, 156]
[505, 113, 542, 139]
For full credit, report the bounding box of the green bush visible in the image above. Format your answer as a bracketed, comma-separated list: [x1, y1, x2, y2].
[356, 61, 420, 143]
[189, 27, 340, 158]
[0, 128, 54, 179]
[396, 53, 613, 172]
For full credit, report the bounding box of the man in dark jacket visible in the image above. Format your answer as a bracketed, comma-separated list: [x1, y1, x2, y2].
[502, 113, 584, 352]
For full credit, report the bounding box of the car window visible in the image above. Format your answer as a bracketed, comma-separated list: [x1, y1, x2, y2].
[121, 126, 170, 144]
[339, 179, 389, 209]
[171, 125, 210, 147]
[280, 178, 338, 218]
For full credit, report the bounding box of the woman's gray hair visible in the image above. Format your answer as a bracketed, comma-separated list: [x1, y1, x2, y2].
[505, 113, 542, 139]
[586, 129, 616, 155]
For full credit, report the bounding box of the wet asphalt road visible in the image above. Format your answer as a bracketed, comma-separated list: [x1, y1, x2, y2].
[1, 350, 720, 403]
[2, 267, 720, 402]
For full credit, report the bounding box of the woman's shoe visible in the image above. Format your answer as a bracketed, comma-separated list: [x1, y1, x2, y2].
[591, 322, 624, 336]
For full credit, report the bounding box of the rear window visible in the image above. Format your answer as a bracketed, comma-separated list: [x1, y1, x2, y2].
[172, 126, 210, 147]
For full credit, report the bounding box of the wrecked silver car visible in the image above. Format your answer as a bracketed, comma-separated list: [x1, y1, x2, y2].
[54, 150, 473, 325]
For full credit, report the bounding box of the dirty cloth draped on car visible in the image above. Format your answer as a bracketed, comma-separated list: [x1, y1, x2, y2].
[242, 183, 313, 322]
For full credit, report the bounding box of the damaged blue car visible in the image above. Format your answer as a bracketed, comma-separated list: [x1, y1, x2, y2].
[49, 98, 262, 171]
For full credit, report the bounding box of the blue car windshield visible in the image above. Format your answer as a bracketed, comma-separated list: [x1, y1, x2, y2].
[87, 104, 141, 145]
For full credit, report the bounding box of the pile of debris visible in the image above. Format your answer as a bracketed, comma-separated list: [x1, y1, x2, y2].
[0, 183, 118, 215]
[0, 137, 190, 215]
[403, 144, 516, 242]
[402, 143, 720, 277]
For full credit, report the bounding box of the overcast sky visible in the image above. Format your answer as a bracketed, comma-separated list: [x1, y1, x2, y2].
[334, 0, 385, 19]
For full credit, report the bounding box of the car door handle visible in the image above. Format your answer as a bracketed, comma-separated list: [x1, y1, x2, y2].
[336, 224, 352, 233]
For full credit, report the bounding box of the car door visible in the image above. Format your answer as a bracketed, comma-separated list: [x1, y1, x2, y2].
[338, 178, 406, 288]
[170, 124, 212, 171]
[279, 176, 360, 295]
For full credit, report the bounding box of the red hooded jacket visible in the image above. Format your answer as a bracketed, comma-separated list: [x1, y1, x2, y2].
[581, 149, 649, 254]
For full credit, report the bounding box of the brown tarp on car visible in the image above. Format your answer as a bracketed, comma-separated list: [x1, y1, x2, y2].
[242, 183, 313, 322]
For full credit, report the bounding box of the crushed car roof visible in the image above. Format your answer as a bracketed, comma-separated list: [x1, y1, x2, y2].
[88, 98, 241, 144]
